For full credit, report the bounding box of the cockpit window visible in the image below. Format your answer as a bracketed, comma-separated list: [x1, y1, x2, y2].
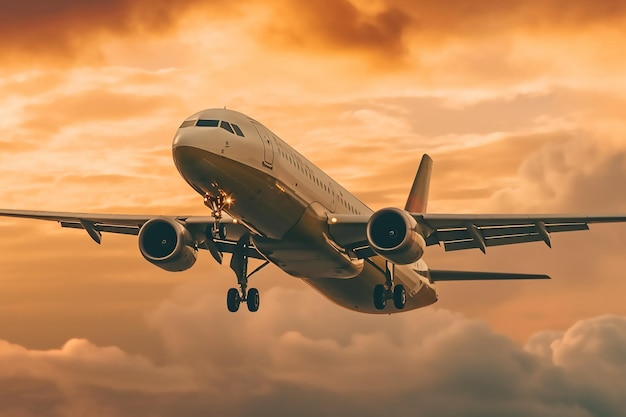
[179, 120, 196, 128]
[220, 121, 235, 133]
[196, 119, 219, 127]
[232, 124, 245, 137]
[195, 119, 245, 137]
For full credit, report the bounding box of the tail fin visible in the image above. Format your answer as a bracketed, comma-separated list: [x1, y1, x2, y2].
[404, 154, 433, 213]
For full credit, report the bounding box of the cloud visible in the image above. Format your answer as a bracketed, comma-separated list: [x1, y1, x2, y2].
[0, 0, 223, 65]
[262, 0, 413, 61]
[254, 0, 626, 66]
[0, 283, 625, 416]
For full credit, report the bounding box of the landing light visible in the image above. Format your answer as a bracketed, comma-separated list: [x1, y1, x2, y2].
[331, 217, 337, 223]
[275, 182, 286, 193]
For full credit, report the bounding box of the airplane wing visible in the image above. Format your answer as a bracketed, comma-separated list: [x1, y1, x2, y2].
[0, 209, 264, 259]
[327, 213, 626, 257]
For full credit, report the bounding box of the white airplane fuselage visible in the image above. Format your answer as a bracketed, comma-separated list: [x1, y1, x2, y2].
[172, 109, 437, 313]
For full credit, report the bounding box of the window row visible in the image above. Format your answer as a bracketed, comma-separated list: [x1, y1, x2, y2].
[277, 148, 360, 215]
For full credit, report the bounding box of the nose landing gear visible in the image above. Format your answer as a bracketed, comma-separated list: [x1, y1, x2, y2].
[204, 190, 233, 239]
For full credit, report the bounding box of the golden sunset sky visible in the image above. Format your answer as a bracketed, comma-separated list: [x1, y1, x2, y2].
[2, 0, 626, 415]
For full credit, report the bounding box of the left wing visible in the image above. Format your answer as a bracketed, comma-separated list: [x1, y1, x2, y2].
[327, 213, 626, 257]
[416, 213, 626, 253]
[0, 209, 264, 259]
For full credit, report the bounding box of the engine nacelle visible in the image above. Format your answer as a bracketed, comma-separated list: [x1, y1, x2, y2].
[366, 208, 426, 265]
[138, 218, 197, 272]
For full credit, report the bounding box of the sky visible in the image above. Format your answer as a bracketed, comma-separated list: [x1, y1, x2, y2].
[1, 0, 626, 415]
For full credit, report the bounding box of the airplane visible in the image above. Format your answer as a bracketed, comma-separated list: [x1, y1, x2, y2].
[2, 108, 626, 314]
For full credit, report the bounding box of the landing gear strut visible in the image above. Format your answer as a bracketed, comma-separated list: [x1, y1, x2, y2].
[204, 190, 232, 239]
[373, 262, 406, 310]
[226, 234, 268, 313]
[203, 190, 267, 313]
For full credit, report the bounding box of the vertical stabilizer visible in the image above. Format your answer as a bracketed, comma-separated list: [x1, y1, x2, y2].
[404, 154, 433, 213]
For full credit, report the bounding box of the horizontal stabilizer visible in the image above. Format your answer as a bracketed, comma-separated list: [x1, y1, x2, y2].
[429, 270, 550, 281]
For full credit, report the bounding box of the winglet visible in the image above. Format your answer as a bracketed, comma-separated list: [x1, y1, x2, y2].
[404, 154, 433, 213]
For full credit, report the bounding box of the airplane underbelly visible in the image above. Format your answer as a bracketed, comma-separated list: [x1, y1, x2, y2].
[252, 202, 364, 279]
[303, 262, 438, 314]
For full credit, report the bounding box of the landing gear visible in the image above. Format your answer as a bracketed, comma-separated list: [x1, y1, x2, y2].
[393, 284, 406, 310]
[373, 262, 406, 311]
[247, 288, 260, 312]
[374, 284, 386, 310]
[227, 288, 240, 312]
[225, 234, 268, 313]
[204, 190, 233, 239]
[204, 190, 267, 313]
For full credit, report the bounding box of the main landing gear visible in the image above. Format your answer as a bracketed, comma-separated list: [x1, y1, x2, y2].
[204, 191, 268, 313]
[373, 262, 406, 311]
[227, 235, 268, 312]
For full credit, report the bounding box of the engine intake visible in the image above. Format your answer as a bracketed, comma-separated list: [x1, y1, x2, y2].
[366, 208, 426, 265]
[138, 218, 197, 272]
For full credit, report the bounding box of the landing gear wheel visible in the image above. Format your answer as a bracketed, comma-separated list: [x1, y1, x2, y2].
[393, 284, 406, 310]
[247, 288, 260, 312]
[373, 284, 386, 310]
[227, 288, 240, 312]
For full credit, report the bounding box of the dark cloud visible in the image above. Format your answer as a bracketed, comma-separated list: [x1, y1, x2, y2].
[260, 0, 626, 63]
[0, 0, 231, 65]
[3, 0, 626, 67]
[264, 0, 412, 58]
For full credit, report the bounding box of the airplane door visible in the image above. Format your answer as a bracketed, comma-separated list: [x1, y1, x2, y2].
[252, 122, 274, 168]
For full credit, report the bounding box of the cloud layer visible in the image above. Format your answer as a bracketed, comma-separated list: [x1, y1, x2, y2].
[1, 286, 626, 416]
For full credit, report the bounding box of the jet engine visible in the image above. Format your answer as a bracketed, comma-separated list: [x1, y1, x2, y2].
[138, 218, 197, 272]
[366, 208, 426, 265]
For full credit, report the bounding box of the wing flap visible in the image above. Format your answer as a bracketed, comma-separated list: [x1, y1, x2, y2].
[443, 233, 547, 251]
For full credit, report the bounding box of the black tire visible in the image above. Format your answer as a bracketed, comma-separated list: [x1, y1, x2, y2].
[227, 288, 240, 312]
[373, 284, 386, 310]
[393, 284, 406, 310]
[247, 288, 260, 312]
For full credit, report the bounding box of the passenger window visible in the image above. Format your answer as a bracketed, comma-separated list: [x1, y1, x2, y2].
[179, 120, 196, 128]
[232, 124, 245, 137]
[197, 119, 219, 127]
[220, 121, 235, 133]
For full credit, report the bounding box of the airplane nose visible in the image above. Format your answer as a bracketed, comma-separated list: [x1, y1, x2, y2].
[172, 129, 190, 150]
[172, 129, 204, 167]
